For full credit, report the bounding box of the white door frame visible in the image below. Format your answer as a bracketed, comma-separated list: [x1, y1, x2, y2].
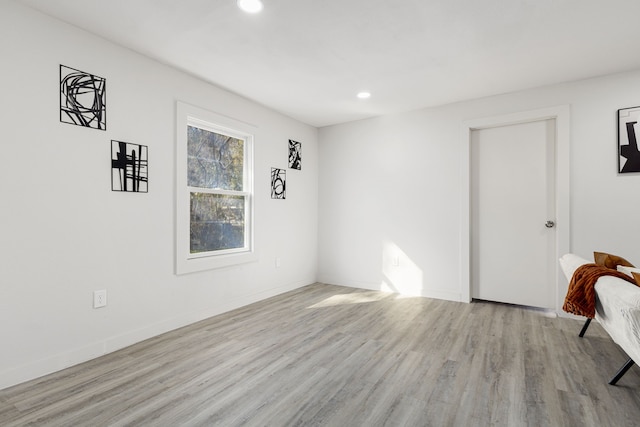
[460, 105, 571, 313]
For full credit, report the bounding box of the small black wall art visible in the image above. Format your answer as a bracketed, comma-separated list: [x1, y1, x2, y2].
[271, 168, 286, 199]
[60, 65, 106, 130]
[618, 106, 640, 173]
[111, 140, 148, 192]
[288, 139, 301, 170]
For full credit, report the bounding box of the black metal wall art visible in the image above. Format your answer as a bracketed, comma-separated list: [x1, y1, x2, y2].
[60, 65, 106, 130]
[288, 139, 301, 170]
[271, 168, 286, 199]
[111, 140, 148, 192]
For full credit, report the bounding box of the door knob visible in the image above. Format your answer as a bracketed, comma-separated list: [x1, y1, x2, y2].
[545, 220, 555, 228]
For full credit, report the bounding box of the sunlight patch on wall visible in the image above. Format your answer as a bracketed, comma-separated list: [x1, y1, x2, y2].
[381, 241, 424, 297]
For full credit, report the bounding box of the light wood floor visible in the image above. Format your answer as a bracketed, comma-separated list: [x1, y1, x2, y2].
[1, 283, 639, 426]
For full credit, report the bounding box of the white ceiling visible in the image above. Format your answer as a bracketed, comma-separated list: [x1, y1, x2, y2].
[18, 0, 640, 127]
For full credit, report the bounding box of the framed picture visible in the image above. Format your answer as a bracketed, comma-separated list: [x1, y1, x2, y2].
[618, 106, 640, 173]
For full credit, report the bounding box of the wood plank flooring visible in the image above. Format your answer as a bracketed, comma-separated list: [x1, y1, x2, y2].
[1, 283, 639, 426]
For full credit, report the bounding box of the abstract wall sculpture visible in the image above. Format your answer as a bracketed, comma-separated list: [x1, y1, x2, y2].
[618, 106, 640, 173]
[288, 139, 301, 170]
[111, 140, 148, 192]
[271, 168, 286, 199]
[60, 65, 106, 130]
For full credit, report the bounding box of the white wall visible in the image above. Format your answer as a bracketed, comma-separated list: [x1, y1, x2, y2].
[0, 1, 318, 389]
[318, 69, 640, 305]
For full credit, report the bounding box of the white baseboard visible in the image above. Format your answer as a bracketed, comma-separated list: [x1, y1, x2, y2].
[0, 280, 310, 391]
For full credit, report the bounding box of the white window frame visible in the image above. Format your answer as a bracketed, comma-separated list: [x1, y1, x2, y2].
[176, 101, 257, 274]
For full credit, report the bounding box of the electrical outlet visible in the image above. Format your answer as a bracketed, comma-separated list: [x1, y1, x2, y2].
[275, 257, 281, 268]
[93, 290, 107, 308]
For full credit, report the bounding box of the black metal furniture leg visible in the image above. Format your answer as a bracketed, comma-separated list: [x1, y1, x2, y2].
[578, 318, 592, 338]
[608, 358, 635, 385]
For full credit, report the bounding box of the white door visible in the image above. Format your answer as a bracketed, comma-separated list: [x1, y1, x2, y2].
[471, 119, 556, 309]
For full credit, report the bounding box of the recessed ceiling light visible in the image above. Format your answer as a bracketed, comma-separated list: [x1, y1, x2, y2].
[237, 0, 263, 13]
[357, 92, 371, 99]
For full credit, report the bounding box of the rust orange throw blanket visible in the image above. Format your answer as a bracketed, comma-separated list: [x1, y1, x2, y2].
[563, 263, 636, 318]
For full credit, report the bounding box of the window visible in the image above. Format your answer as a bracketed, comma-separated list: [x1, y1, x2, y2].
[176, 102, 256, 274]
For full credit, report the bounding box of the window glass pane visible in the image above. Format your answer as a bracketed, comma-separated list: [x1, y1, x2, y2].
[188, 126, 244, 191]
[190, 192, 245, 253]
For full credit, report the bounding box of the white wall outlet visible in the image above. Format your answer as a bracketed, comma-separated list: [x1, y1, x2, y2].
[93, 290, 107, 308]
[275, 257, 281, 268]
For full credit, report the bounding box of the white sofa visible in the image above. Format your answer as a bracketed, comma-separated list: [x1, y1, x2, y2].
[559, 253, 640, 384]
